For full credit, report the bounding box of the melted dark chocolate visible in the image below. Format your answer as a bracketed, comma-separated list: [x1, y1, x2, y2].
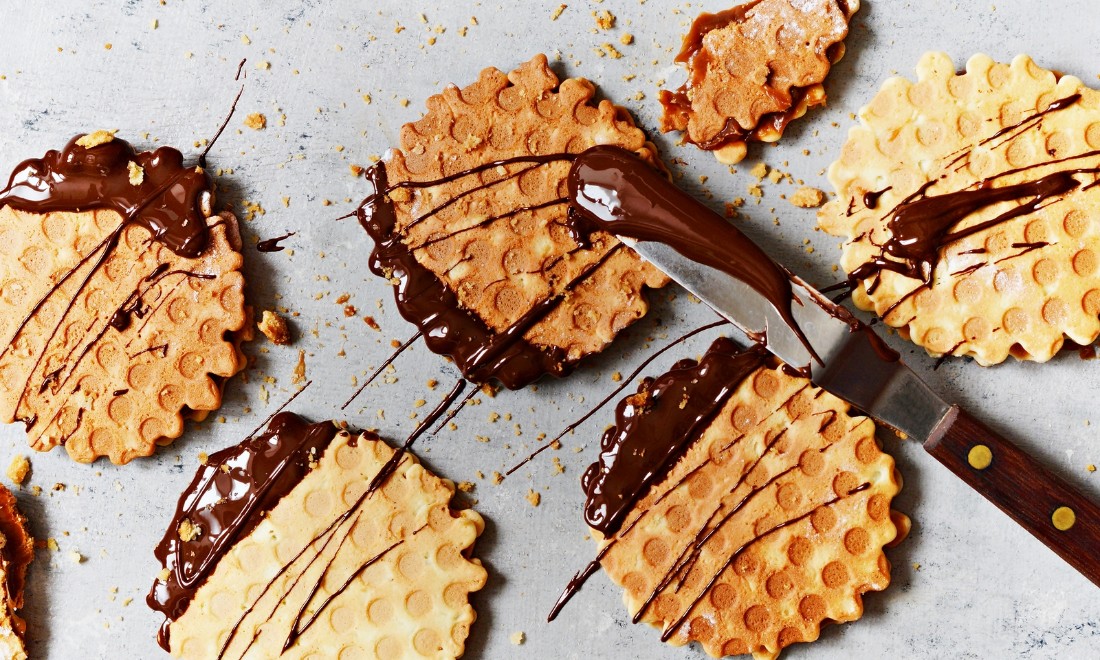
[358, 157, 602, 390]
[0, 134, 212, 257]
[567, 145, 817, 360]
[582, 337, 766, 537]
[849, 94, 1093, 291]
[147, 413, 341, 651]
[257, 231, 296, 252]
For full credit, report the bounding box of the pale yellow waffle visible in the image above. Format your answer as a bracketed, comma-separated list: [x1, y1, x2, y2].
[598, 361, 906, 660]
[382, 54, 669, 369]
[0, 485, 32, 658]
[660, 0, 858, 164]
[166, 428, 487, 659]
[820, 53, 1100, 364]
[0, 208, 248, 463]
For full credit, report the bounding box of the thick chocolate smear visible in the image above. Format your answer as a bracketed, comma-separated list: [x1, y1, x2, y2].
[358, 160, 576, 389]
[582, 337, 766, 537]
[0, 134, 212, 257]
[567, 145, 815, 358]
[147, 413, 342, 650]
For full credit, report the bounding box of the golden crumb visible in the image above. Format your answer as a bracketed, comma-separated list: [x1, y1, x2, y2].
[620, 33, 634, 45]
[197, 452, 209, 465]
[244, 113, 267, 130]
[750, 162, 768, 180]
[349, 163, 365, 177]
[76, 129, 118, 148]
[491, 471, 504, 485]
[511, 631, 526, 645]
[104, 42, 112, 50]
[177, 518, 201, 543]
[789, 187, 827, 208]
[748, 184, 764, 199]
[257, 60, 271, 70]
[526, 489, 541, 507]
[363, 315, 381, 331]
[158, 568, 171, 581]
[551, 4, 567, 20]
[257, 310, 291, 345]
[594, 9, 615, 30]
[1088, 464, 1097, 473]
[292, 350, 306, 384]
[127, 161, 145, 186]
[6, 454, 30, 485]
[69, 550, 85, 564]
[457, 481, 475, 493]
[602, 43, 623, 59]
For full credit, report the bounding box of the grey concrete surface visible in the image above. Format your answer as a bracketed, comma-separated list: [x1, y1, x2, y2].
[0, 1, 1097, 658]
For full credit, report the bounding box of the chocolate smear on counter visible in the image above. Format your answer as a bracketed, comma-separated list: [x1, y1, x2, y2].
[567, 145, 819, 363]
[257, 231, 296, 252]
[357, 155, 637, 390]
[582, 337, 766, 537]
[148, 412, 341, 651]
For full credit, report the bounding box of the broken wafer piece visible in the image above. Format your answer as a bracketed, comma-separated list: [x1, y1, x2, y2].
[575, 338, 906, 660]
[358, 54, 669, 389]
[0, 134, 249, 463]
[0, 484, 33, 658]
[660, 0, 858, 164]
[819, 53, 1100, 364]
[148, 412, 487, 658]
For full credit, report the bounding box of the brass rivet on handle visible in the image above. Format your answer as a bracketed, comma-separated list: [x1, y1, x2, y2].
[967, 444, 993, 470]
[1052, 506, 1077, 531]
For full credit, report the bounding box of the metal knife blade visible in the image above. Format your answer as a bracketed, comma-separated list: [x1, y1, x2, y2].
[627, 239, 951, 440]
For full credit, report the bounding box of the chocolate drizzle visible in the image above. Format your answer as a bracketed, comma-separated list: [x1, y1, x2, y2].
[257, 231, 295, 252]
[582, 337, 766, 537]
[148, 413, 340, 650]
[567, 145, 818, 360]
[0, 134, 212, 258]
[848, 94, 1096, 295]
[357, 155, 630, 389]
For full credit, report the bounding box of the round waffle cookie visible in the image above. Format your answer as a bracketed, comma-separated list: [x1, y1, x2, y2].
[359, 54, 669, 389]
[659, 0, 859, 164]
[820, 53, 1100, 364]
[588, 340, 905, 660]
[0, 135, 248, 463]
[152, 413, 487, 659]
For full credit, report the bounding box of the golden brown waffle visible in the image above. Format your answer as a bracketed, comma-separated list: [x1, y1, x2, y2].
[659, 0, 858, 164]
[597, 361, 905, 660]
[166, 428, 487, 659]
[379, 54, 669, 380]
[820, 53, 1100, 364]
[0, 485, 32, 658]
[0, 208, 248, 463]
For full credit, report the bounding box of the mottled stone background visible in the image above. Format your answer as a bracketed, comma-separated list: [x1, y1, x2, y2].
[0, 1, 1097, 657]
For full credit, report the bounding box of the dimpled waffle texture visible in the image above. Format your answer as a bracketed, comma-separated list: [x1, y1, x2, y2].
[598, 364, 904, 660]
[660, 0, 858, 164]
[819, 53, 1100, 364]
[168, 429, 487, 659]
[0, 208, 248, 463]
[384, 54, 669, 363]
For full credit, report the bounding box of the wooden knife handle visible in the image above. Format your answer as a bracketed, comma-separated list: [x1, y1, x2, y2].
[925, 405, 1100, 588]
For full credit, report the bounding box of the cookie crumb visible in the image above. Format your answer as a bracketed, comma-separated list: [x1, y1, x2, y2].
[789, 187, 827, 208]
[363, 315, 381, 331]
[258, 310, 291, 345]
[244, 113, 267, 130]
[177, 518, 202, 543]
[6, 454, 30, 485]
[511, 631, 526, 645]
[127, 161, 145, 186]
[551, 4, 566, 20]
[491, 471, 504, 485]
[457, 481, 475, 493]
[526, 489, 541, 507]
[76, 129, 117, 148]
[292, 349, 306, 384]
[1088, 464, 1097, 473]
[69, 550, 85, 564]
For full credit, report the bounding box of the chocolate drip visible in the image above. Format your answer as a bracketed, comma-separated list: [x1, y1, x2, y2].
[147, 413, 341, 651]
[863, 186, 892, 209]
[257, 231, 296, 252]
[850, 94, 1092, 292]
[0, 134, 213, 258]
[567, 145, 818, 362]
[358, 157, 598, 389]
[582, 337, 766, 537]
